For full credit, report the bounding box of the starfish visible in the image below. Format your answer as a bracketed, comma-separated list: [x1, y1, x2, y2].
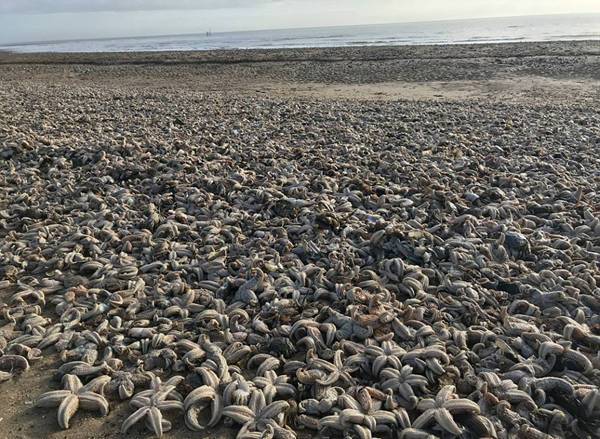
[253, 370, 296, 403]
[36, 374, 110, 429]
[106, 370, 151, 400]
[364, 340, 406, 376]
[307, 349, 357, 386]
[320, 409, 377, 438]
[184, 377, 223, 431]
[379, 365, 429, 408]
[122, 386, 184, 438]
[222, 389, 291, 439]
[223, 373, 256, 406]
[0, 354, 29, 382]
[131, 373, 184, 405]
[413, 385, 480, 436]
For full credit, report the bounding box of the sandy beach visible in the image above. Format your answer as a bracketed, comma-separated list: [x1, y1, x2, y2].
[0, 41, 599, 439]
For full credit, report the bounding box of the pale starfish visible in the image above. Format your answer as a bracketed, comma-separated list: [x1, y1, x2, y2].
[413, 385, 480, 435]
[253, 370, 296, 403]
[379, 365, 429, 408]
[223, 372, 256, 406]
[122, 386, 184, 438]
[131, 373, 184, 404]
[320, 409, 377, 438]
[184, 384, 223, 431]
[307, 349, 357, 386]
[106, 370, 151, 400]
[36, 374, 110, 429]
[222, 389, 291, 439]
[364, 340, 406, 376]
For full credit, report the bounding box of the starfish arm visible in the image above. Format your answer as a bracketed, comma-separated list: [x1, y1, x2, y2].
[81, 375, 111, 394]
[132, 389, 153, 401]
[183, 385, 215, 410]
[412, 408, 436, 430]
[380, 368, 400, 379]
[394, 407, 411, 429]
[118, 381, 135, 400]
[36, 390, 71, 408]
[320, 415, 343, 429]
[249, 390, 266, 413]
[434, 407, 463, 435]
[257, 357, 280, 377]
[259, 400, 289, 421]
[121, 406, 150, 434]
[435, 386, 456, 405]
[275, 383, 296, 399]
[236, 421, 256, 439]
[397, 382, 416, 401]
[388, 356, 402, 370]
[78, 392, 109, 415]
[444, 399, 480, 414]
[340, 371, 356, 386]
[262, 384, 277, 404]
[62, 374, 83, 393]
[364, 346, 384, 357]
[316, 370, 340, 386]
[145, 417, 172, 434]
[148, 406, 164, 438]
[353, 424, 372, 439]
[222, 405, 255, 424]
[156, 399, 184, 412]
[372, 410, 398, 426]
[407, 375, 429, 387]
[309, 359, 336, 372]
[165, 375, 184, 387]
[185, 404, 209, 431]
[392, 347, 406, 356]
[130, 395, 152, 409]
[253, 377, 270, 387]
[57, 393, 79, 429]
[339, 408, 365, 427]
[266, 419, 297, 439]
[380, 378, 399, 391]
[208, 394, 223, 428]
[372, 356, 387, 376]
[416, 398, 436, 411]
[333, 351, 344, 369]
[154, 384, 177, 401]
[196, 367, 220, 389]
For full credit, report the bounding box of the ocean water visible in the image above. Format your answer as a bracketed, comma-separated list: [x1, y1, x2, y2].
[2, 14, 599, 53]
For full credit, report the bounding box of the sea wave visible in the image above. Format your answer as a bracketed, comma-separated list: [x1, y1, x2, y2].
[1, 14, 598, 53]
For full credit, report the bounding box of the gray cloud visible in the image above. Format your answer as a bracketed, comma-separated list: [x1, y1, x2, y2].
[0, 0, 278, 14]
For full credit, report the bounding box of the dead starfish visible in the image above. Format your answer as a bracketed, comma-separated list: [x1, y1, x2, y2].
[131, 373, 184, 404]
[380, 365, 429, 408]
[307, 349, 357, 386]
[364, 340, 406, 376]
[413, 385, 480, 435]
[184, 385, 222, 431]
[222, 389, 291, 439]
[107, 370, 151, 400]
[36, 374, 110, 429]
[253, 370, 297, 403]
[122, 385, 184, 438]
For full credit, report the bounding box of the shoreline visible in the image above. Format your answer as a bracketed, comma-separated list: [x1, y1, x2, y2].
[2, 40, 600, 65]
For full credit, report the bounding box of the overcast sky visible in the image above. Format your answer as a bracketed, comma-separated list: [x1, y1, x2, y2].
[1, 0, 599, 45]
